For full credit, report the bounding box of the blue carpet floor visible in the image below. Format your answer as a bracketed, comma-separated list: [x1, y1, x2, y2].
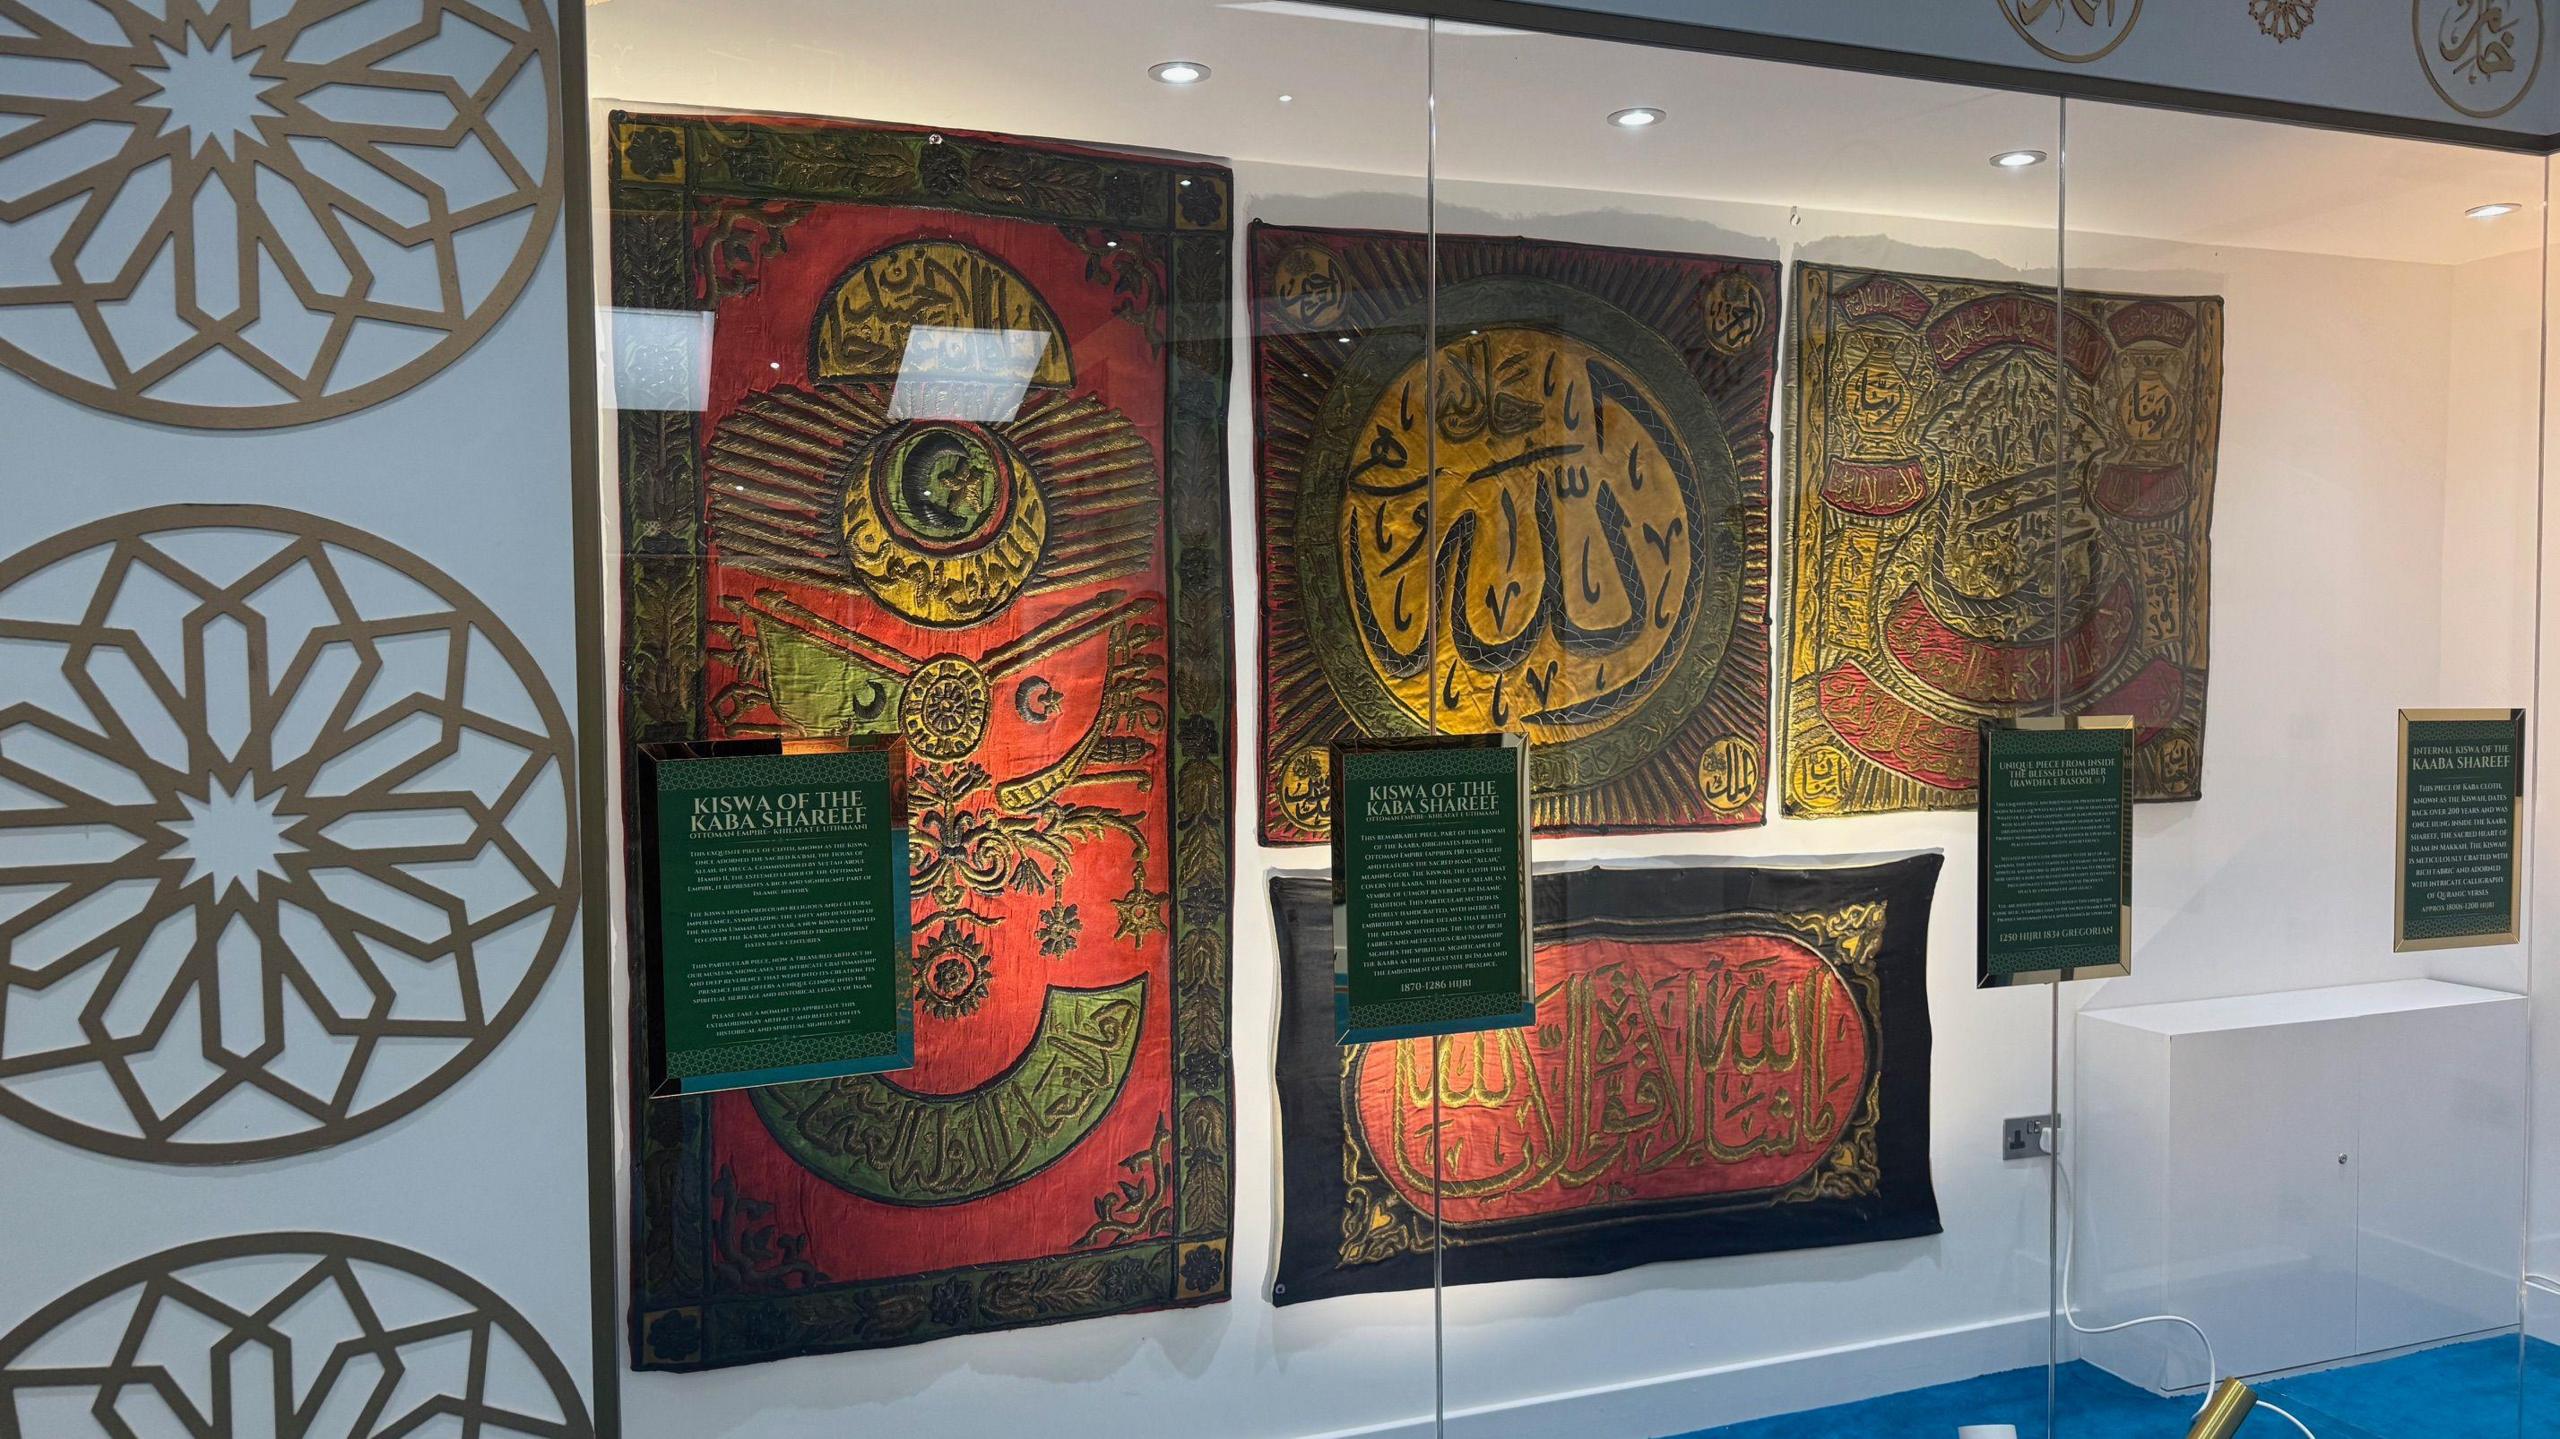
[1668, 1337, 2560, 1438]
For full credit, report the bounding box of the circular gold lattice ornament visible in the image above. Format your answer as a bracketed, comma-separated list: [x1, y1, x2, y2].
[0, 505, 577, 1162]
[0, 0, 562, 427]
[0, 1235, 594, 1437]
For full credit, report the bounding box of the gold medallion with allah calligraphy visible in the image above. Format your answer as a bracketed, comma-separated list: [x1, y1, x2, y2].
[1784, 263, 2222, 817]
[1254, 224, 1780, 842]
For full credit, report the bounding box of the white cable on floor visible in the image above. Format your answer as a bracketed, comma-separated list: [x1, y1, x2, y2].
[2055, 1159, 2316, 1437]
[2253, 1397, 2318, 1436]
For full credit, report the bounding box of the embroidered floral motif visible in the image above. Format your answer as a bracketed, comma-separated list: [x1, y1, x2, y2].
[1038, 901, 1084, 957]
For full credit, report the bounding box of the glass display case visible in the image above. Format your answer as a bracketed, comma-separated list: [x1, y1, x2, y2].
[2055, 103, 2544, 1439]
[580, 1, 2557, 1435]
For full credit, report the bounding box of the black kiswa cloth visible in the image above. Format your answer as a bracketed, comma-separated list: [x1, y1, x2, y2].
[1269, 853, 1943, 1305]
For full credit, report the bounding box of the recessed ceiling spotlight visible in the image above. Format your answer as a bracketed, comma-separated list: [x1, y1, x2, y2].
[1608, 107, 1665, 129]
[1990, 149, 2048, 169]
[1278, 93, 1295, 103]
[1151, 60, 1210, 85]
[2468, 201, 2523, 220]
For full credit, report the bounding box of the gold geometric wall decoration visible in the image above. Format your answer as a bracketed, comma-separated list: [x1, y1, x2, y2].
[0, 1233, 594, 1437]
[2251, 0, 2317, 42]
[0, 505, 577, 1163]
[0, 0, 561, 428]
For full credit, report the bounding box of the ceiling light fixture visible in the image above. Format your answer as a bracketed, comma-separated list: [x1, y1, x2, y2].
[1608, 107, 1664, 129]
[1151, 60, 1210, 85]
[1990, 149, 2048, 169]
[1278, 93, 1294, 103]
[2468, 201, 2523, 220]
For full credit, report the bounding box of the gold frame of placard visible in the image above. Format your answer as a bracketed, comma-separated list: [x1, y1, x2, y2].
[2394, 707, 2526, 952]
[1977, 714, 2135, 989]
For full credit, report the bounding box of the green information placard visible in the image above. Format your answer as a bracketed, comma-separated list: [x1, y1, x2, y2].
[638, 738, 913, 1094]
[1329, 737, 1533, 1045]
[2396, 709, 2524, 952]
[1978, 719, 2133, 986]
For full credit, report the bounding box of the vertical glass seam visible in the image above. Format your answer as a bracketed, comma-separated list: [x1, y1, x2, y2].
[2519, 153, 2555, 1439]
[1426, 19, 1447, 1439]
[2050, 97, 2070, 1439]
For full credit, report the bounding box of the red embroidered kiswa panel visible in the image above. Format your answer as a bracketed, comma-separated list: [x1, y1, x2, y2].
[611, 111, 1235, 1369]
[1785, 263, 2223, 817]
[1270, 856, 1942, 1304]
[1253, 225, 1780, 843]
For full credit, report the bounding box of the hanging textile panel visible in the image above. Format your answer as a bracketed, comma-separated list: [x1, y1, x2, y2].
[610, 110, 1236, 1368]
[1269, 855, 1942, 1305]
[1253, 224, 1781, 843]
[1785, 263, 2223, 817]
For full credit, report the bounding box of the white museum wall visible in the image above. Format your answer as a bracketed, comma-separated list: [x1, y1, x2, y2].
[2070, 237, 2461, 1010]
[0, 0, 602, 1425]
[2432, 241, 2544, 1001]
[586, 4, 2551, 1432]
[2439, 246, 2544, 731]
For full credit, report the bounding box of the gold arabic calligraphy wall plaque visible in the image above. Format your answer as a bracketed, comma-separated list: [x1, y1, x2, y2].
[1997, 0, 2143, 62]
[2417, 0, 2543, 117]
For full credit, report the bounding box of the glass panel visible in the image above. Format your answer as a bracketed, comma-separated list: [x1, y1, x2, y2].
[1425, 20, 2070, 1437]
[587, 2, 1432, 1433]
[583, 3, 2559, 1435]
[2059, 99, 2544, 1439]
[2527, 151, 2560, 1439]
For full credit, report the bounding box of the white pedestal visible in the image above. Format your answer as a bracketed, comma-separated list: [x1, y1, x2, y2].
[2072, 980, 2525, 1391]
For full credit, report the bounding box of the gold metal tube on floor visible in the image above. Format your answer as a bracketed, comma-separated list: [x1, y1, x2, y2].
[2184, 1378, 2260, 1439]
